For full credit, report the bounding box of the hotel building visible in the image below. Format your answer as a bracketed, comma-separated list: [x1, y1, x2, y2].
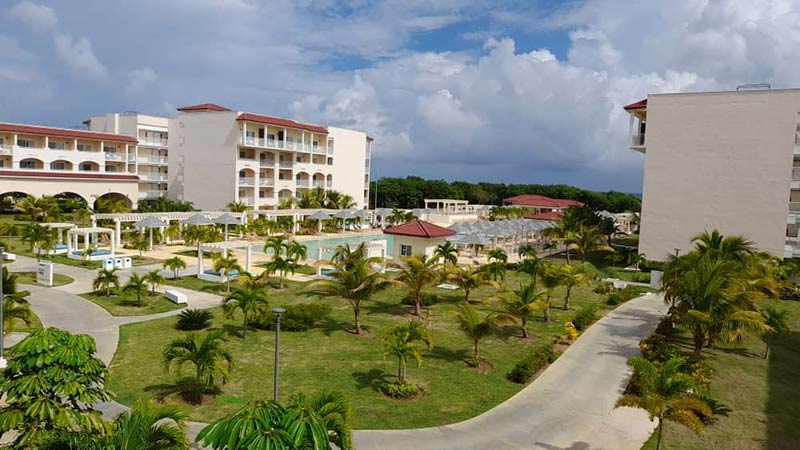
[625, 88, 800, 259]
[168, 103, 372, 210]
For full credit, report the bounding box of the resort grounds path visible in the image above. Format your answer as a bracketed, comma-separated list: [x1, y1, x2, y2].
[353, 293, 668, 450]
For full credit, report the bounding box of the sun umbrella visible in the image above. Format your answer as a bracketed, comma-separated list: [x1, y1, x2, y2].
[214, 213, 242, 241]
[308, 210, 333, 233]
[181, 214, 214, 226]
[133, 216, 168, 251]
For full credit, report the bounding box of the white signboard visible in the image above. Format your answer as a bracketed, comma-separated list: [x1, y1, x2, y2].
[37, 262, 54, 287]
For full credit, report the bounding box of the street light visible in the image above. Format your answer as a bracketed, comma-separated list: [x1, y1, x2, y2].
[0, 246, 6, 369]
[674, 248, 681, 257]
[272, 307, 286, 402]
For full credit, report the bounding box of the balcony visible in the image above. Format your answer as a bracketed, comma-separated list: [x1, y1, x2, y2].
[312, 180, 325, 188]
[0, 145, 12, 155]
[140, 173, 168, 182]
[259, 159, 275, 167]
[140, 138, 168, 147]
[278, 161, 293, 169]
[327, 180, 332, 188]
[793, 168, 800, 181]
[139, 190, 166, 200]
[630, 133, 645, 147]
[240, 136, 331, 154]
[790, 202, 800, 212]
[104, 152, 125, 161]
[259, 178, 274, 187]
[238, 177, 255, 186]
[240, 197, 255, 206]
[296, 179, 310, 188]
[139, 155, 168, 165]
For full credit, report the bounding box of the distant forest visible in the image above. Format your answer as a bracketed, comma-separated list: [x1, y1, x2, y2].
[369, 177, 641, 213]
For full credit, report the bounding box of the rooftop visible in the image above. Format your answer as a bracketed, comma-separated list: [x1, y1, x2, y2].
[503, 194, 583, 209]
[383, 219, 456, 238]
[176, 103, 232, 112]
[623, 99, 647, 110]
[236, 112, 327, 135]
[0, 122, 138, 144]
[525, 211, 563, 221]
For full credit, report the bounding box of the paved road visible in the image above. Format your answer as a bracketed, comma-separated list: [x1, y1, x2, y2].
[354, 294, 668, 450]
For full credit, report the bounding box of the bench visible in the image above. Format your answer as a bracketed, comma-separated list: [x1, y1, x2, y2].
[165, 289, 188, 305]
[2, 253, 15, 261]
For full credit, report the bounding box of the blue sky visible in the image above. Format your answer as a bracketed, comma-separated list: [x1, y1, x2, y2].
[2, 0, 800, 193]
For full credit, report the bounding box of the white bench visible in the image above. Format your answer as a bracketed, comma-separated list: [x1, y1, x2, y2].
[165, 289, 188, 305]
[3, 253, 16, 261]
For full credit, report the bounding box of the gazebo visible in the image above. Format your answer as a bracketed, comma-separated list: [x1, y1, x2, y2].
[181, 214, 215, 276]
[41, 223, 76, 255]
[133, 216, 168, 251]
[67, 227, 116, 260]
[197, 240, 253, 283]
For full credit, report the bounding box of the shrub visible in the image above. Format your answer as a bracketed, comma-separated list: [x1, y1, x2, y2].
[507, 345, 559, 384]
[175, 309, 213, 331]
[251, 303, 332, 332]
[605, 286, 646, 306]
[632, 272, 651, 283]
[571, 307, 598, 331]
[400, 293, 438, 307]
[561, 322, 578, 341]
[593, 282, 613, 295]
[639, 332, 675, 362]
[779, 284, 800, 301]
[653, 316, 675, 338]
[382, 381, 420, 399]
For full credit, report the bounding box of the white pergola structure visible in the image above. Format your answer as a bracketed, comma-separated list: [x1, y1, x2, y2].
[247, 208, 345, 234]
[90, 211, 247, 247]
[67, 227, 116, 260]
[311, 240, 387, 276]
[424, 199, 469, 214]
[42, 223, 76, 254]
[198, 240, 253, 280]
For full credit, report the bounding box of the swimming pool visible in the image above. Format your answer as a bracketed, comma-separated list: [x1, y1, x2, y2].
[257, 234, 394, 260]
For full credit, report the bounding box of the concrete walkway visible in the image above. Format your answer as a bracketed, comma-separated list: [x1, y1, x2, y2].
[353, 294, 667, 450]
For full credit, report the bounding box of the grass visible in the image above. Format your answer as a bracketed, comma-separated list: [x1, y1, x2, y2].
[0, 235, 163, 269]
[15, 271, 74, 287]
[80, 291, 186, 316]
[109, 270, 615, 428]
[640, 298, 800, 450]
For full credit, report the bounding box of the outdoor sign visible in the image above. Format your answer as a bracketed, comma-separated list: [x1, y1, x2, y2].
[37, 262, 54, 287]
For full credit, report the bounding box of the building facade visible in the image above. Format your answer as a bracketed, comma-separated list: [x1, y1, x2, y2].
[625, 88, 800, 259]
[0, 122, 140, 208]
[167, 104, 372, 210]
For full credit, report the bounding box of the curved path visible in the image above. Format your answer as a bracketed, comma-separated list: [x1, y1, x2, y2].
[11, 256, 666, 449]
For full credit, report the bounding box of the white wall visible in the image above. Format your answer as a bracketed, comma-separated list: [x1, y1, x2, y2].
[327, 126, 369, 208]
[391, 235, 446, 259]
[0, 174, 139, 208]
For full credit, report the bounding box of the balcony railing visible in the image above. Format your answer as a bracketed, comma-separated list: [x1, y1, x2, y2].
[312, 180, 325, 188]
[104, 152, 124, 161]
[259, 178, 274, 187]
[238, 177, 255, 186]
[790, 202, 800, 212]
[296, 179, 310, 188]
[140, 138, 168, 147]
[140, 173, 168, 182]
[140, 155, 168, 164]
[0, 145, 12, 155]
[326, 180, 332, 188]
[792, 168, 800, 181]
[240, 197, 255, 206]
[259, 159, 275, 167]
[140, 190, 166, 200]
[278, 161, 293, 169]
[630, 134, 645, 146]
[241, 136, 331, 154]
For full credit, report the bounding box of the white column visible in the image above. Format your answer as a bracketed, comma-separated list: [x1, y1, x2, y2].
[242, 122, 247, 143]
[73, 138, 78, 150]
[149, 228, 154, 251]
[91, 218, 97, 228]
[316, 247, 323, 276]
[115, 219, 121, 247]
[197, 242, 203, 276]
[245, 245, 251, 273]
[44, 136, 49, 149]
[57, 229, 63, 245]
[111, 231, 116, 255]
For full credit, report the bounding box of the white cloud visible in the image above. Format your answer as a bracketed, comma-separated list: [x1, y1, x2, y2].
[54, 33, 107, 80]
[7, 1, 56, 32]
[126, 67, 157, 96]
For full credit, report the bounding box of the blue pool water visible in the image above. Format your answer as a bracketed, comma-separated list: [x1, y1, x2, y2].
[257, 234, 394, 260]
[71, 249, 111, 256]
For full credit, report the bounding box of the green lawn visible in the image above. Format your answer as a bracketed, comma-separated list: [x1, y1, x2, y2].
[109, 270, 615, 428]
[641, 298, 800, 450]
[80, 292, 186, 316]
[15, 271, 74, 287]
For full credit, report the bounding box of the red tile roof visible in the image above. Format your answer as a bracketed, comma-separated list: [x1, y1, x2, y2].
[0, 170, 139, 181]
[177, 103, 232, 112]
[503, 194, 583, 209]
[236, 113, 328, 134]
[0, 122, 138, 144]
[525, 211, 563, 221]
[383, 219, 456, 238]
[367, 135, 374, 142]
[623, 99, 647, 110]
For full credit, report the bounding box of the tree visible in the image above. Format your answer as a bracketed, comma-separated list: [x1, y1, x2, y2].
[454, 302, 516, 366]
[538, 262, 564, 322]
[183, 225, 223, 268]
[628, 252, 647, 271]
[387, 208, 415, 225]
[0, 328, 112, 448]
[213, 254, 242, 293]
[94, 197, 130, 214]
[267, 255, 295, 289]
[517, 244, 537, 260]
[433, 241, 459, 266]
[569, 225, 614, 262]
[222, 287, 269, 340]
[497, 281, 546, 338]
[287, 390, 353, 450]
[617, 357, 712, 450]
[383, 321, 433, 382]
[162, 330, 234, 400]
[559, 262, 595, 310]
[123, 273, 149, 307]
[482, 260, 507, 282]
[16, 195, 58, 221]
[447, 265, 497, 303]
[691, 229, 754, 262]
[265, 235, 289, 258]
[129, 236, 150, 258]
[487, 248, 508, 264]
[597, 216, 620, 245]
[394, 253, 438, 316]
[110, 398, 189, 450]
[287, 240, 308, 263]
[163, 256, 187, 280]
[226, 201, 250, 212]
[144, 269, 165, 296]
[760, 307, 790, 359]
[1, 268, 33, 335]
[21, 223, 57, 261]
[93, 268, 120, 297]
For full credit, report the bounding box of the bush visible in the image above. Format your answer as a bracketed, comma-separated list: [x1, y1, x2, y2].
[251, 303, 332, 332]
[779, 284, 800, 301]
[507, 345, 559, 384]
[593, 282, 613, 295]
[400, 293, 438, 307]
[175, 309, 213, 331]
[571, 307, 598, 331]
[639, 332, 675, 362]
[653, 316, 675, 337]
[382, 381, 420, 399]
[632, 272, 651, 283]
[605, 285, 646, 306]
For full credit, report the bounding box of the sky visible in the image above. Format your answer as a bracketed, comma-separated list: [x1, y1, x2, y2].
[2, 1, 800, 193]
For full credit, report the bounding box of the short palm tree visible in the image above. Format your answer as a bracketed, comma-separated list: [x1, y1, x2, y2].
[487, 248, 508, 264]
[383, 321, 433, 382]
[222, 287, 269, 340]
[454, 302, 516, 366]
[129, 236, 150, 258]
[482, 260, 507, 281]
[93, 268, 120, 296]
[628, 252, 648, 271]
[264, 235, 289, 258]
[144, 270, 165, 296]
[287, 390, 353, 450]
[569, 225, 614, 262]
[394, 253, 438, 316]
[617, 357, 712, 450]
[447, 265, 497, 303]
[111, 398, 189, 450]
[21, 223, 56, 261]
[539, 262, 564, 322]
[559, 262, 595, 310]
[1, 269, 33, 335]
[162, 330, 234, 399]
[163, 256, 186, 280]
[226, 201, 250, 213]
[517, 244, 537, 260]
[212, 254, 242, 293]
[266, 255, 295, 289]
[286, 240, 308, 263]
[433, 241, 459, 266]
[17, 195, 58, 222]
[760, 306, 790, 359]
[123, 273, 149, 307]
[498, 281, 546, 338]
[691, 229, 754, 261]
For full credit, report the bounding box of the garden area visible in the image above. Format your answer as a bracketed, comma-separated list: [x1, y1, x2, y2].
[15, 271, 74, 287]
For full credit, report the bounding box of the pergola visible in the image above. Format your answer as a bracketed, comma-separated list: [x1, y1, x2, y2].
[67, 227, 116, 260]
[90, 211, 246, 247]
[198, 240, 254, 280]
[424, 199, 469, 213]
[312, 240, 387, 276]
[42, 223, 76, 253]
[447, 219, 554, 255]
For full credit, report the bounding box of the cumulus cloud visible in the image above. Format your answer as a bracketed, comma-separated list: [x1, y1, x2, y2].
[54, 33, 107, 80]
[7, 1, 56, 32]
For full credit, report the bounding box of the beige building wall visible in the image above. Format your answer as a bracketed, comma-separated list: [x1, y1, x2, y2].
[327, 126, 370, 208]
[0, 173, 138, 207]
[638, 89, 800, 259]
[390, 235, 446, 259]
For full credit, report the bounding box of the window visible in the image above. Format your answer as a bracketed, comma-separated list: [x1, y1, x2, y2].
[17, 139, 35, 148]
[19, 160, 36, 169]
[259, 190, 265, 198]
[400, 245, 413, 257]
[77, 144, 92, 152]
[48, 141, 66, 150]
[0, 160, 6, 167]
[103, 146, 116, 153]
[279, 173, 285, 180]
[327, 157, 333, 165]
[50, 161, 65, 170]
[296, 155, 302, 163]
[80, 163, 93, 171]
[105, 165, 117, 172]
[246, 130, 256, 138]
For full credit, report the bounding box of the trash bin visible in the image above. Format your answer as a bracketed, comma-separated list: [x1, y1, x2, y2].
[114, 258, 124, 269]
[103, 258, 115, 271]
[123, 257, 133, 269]
[650, 270, 663, 290]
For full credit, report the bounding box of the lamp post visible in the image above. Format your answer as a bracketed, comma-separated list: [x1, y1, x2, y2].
[272, 307, 286, 401]
[0, 246, 6, 369]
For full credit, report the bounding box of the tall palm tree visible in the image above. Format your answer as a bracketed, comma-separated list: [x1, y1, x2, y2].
[617, 357, 712, 450]
[498, 281, 546, 338]
[144, 270, 165, 296]
[433, 241, 459, 267]
[568, 225, 614, 262]
[760, 306, 790, 359]
[447, 266, 497, 303]
[454, 302, 516, 366]
[21, 224, 56, 261]
[541, 219, 576, 263]
[487, 248, 508, 264]
[123, 273, 149, 307]
[482, 260, 507, 282]
[383, 321, 433, 382]
[226, 201, 250, 213]
[394, 254, 438, 316]
[559, 262, 595, 310]
[267, 255, 295, 289]
[93, 268, 120, 296]
[691, 229, 754, 262]
[163, 256, 187, 280]
[597, 216, 620, 246]
[264, 235, 289, 258]
[212, 254, 242, 293]
[222, 287, 269, 340]
[162, 330, 234, 398]
[111, 398, 189, 450]
[538, 262, 564, 322]
[286, 240, 308, 263]
[517, 244, 537, 260]
[517, 256, 541, 279]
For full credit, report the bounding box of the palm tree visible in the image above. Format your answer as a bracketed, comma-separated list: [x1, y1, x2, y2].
[123, 273, 149, 307]
[538, 262, 564, 322]
[433, 241, 459, 266]
[487, 248, 508, 264]
[569, 225, 614, 262]
[387, 208, 414, 225]
[267, 255, 295, 289]
[21, 224, 56, 261]
[517, 244, 537, 260]
[163, 256, 187, 280]
[691, 229, 754, 262]
[264, 235, 289, 258]
[447, 266, 497, 303]
[286, 240, 308, 263]
[162, 330, 234, 398]
[226, 201, 250, 213]
[454, 302, 516, 367]
[383, 321, 433, 382]
[16, 195, 58, 221]
[111, 398, 189, 450]
[129, 236, 149, 258]
[1, 269, 32, 335]
[144, 270, 165, 296]
[517, 256, 541, 279]
[212, 254, 242, 293]
[628, 252, 648, 271]
[760, 306, 790, 359]
[94, 196, 130, 214]
[394, 253, 438, 316]
[559, 262, 595, 310]
[183, 225, 222, 271]
[498, 281, 546, 338]
[287, 390, 353, 450]
[541, 220, 575, 262]
[597, 216, 620, 246]
[222, 287, 269, 340]
[617, 357, 712, 450]
[93, 268, 120, 296]
[482, 260, 507, 282]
